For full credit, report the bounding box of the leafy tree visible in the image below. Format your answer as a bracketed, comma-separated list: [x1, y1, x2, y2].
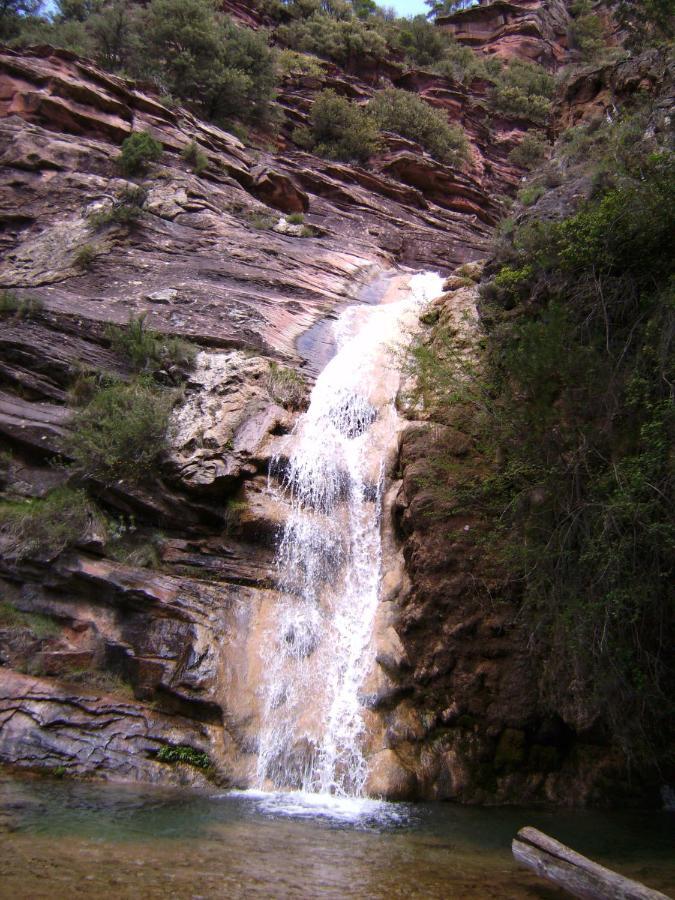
[397, 15, 447, 67]
[87, 0, 142, 71]
[144, 0, 276, 121]
[351, 0, 376, 18]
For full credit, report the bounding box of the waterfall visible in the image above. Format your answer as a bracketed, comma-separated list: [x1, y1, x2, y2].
[256, 272, 444, 798]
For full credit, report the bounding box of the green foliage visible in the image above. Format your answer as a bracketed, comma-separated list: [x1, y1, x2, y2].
[156, 744, 211, 769]
[287, 212, 305, 224]
[610, 0, 674, 49]
[411, 144, 675, 764]
[432, 39, 501, 84]
[117, 131, 162, 176]
[89, 186, 147, 230]
[277, 12, 387, 69]
[145, 0, 276, 122]
[64, 378, 174, 483]
[0, 290, 43, 319]
[569, 0, 606, 61]
[0, 601, 60, 639]
[369, 87, 469, 166]
[294, 89, 380, 162]
[397, 15, 447, 67]
[277, 48, 325, 77]
[489, 59, 554, 124]
[267, 362, 306, 410]
[508, 131, 548, 169]
[106, 314, 197, 373]
[517, 182, 545, 206]
[0, 487, 96, 560]
[73, 243, 97, 269]
[181, 140, 208, 175]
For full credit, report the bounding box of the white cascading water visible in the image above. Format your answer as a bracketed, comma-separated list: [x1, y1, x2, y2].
[256, 271, 444, 798]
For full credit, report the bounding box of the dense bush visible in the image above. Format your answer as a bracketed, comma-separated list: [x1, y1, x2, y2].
[397, 15, 447, 67]
[490, 59, 554, 123]
[64, 378, 174, 483]
[410, 136, 674, 763]
[294, 89, 380, 162]
[369, 88, 469, 166]
[0, 290, 43, 319]
[508, 131, 548, 169]
[145, 0, 276, 122]
[277, 12, 387, 69]
[0, 486, 97, 560]
[117, 131, 162, 176]
[432, 40, 501, 84]
[569, 0, 605, 60]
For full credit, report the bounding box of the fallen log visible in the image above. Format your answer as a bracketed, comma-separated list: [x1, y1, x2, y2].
[512, 826, 672, 900]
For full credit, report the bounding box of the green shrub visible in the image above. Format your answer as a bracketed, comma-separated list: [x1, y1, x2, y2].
[106, 314, 197, 372]
[156, 744, 210, 769]
[277, 13, 387, 69]
[490, 59, 554, 124]
[287, 212, 305, 225]
[369, 88, 469, 166]
[508, 132, 548, 169]
[73, 243, 97, 269]
[64, 378, 174, 483]
[277, 48, 325, 78]
[89, 186, 147, 230]
[397, 14, 447, 67]
[294, 89, 380, 163]
[117, 131, 162, 176]
[0, 487, 97, 560]
[432, 40, 501, 84]
[267, 362, 306, 410]
[569, 0, 605, 60]
[181, 140, 209, 175]
[517, 182, 546, 206]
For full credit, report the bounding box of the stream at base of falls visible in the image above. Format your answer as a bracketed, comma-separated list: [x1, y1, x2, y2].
[1, 775, 674, 899]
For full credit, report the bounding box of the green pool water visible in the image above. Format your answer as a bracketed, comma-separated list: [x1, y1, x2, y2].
[0, 774, 673, 899]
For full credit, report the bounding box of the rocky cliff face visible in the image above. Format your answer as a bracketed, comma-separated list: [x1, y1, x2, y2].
[0, 1, 661, 801]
